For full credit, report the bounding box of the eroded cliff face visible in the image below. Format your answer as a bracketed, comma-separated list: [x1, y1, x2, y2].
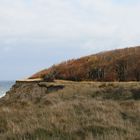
[0, 81, 64, 105]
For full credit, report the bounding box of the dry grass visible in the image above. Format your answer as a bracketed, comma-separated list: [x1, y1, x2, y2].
[0, 81, 139, 140]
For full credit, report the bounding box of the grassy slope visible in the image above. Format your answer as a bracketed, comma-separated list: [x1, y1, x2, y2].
[0, 81, 140, 140]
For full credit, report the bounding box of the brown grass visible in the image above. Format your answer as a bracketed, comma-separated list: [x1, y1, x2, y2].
[0, 81, 139, 140]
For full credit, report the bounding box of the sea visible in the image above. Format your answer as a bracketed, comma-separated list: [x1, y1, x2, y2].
[0, 81, 15, 98]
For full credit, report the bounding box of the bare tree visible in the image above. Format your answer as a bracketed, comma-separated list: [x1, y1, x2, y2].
[115, 60, 127, 81]
[89, 67, 104, 81]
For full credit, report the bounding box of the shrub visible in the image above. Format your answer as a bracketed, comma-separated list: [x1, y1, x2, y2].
[42, 71, 56, 82]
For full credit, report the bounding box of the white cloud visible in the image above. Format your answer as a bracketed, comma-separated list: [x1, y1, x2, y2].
[0, 0, 139, 48]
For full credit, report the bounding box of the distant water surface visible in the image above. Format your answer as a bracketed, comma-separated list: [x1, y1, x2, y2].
[0, 81, 15, 98]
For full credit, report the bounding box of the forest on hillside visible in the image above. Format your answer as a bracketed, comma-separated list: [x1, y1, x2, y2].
[30, 46, 140, 82]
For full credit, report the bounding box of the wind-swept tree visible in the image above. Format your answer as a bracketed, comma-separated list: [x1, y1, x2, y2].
[134, 61, 140, 81]
[115, 59, 127, 81]
[88, 67, 104, 81]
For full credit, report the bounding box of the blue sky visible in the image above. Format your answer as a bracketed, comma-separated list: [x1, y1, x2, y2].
[0, 0, 140, 80]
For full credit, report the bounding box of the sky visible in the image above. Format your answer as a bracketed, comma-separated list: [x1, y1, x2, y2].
[0, 0, 140, 80]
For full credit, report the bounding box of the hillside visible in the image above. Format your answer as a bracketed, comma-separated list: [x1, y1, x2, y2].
[30, 46, 140, 81]
[0, 46, 139, 140]
[0, 80, 140, 140]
